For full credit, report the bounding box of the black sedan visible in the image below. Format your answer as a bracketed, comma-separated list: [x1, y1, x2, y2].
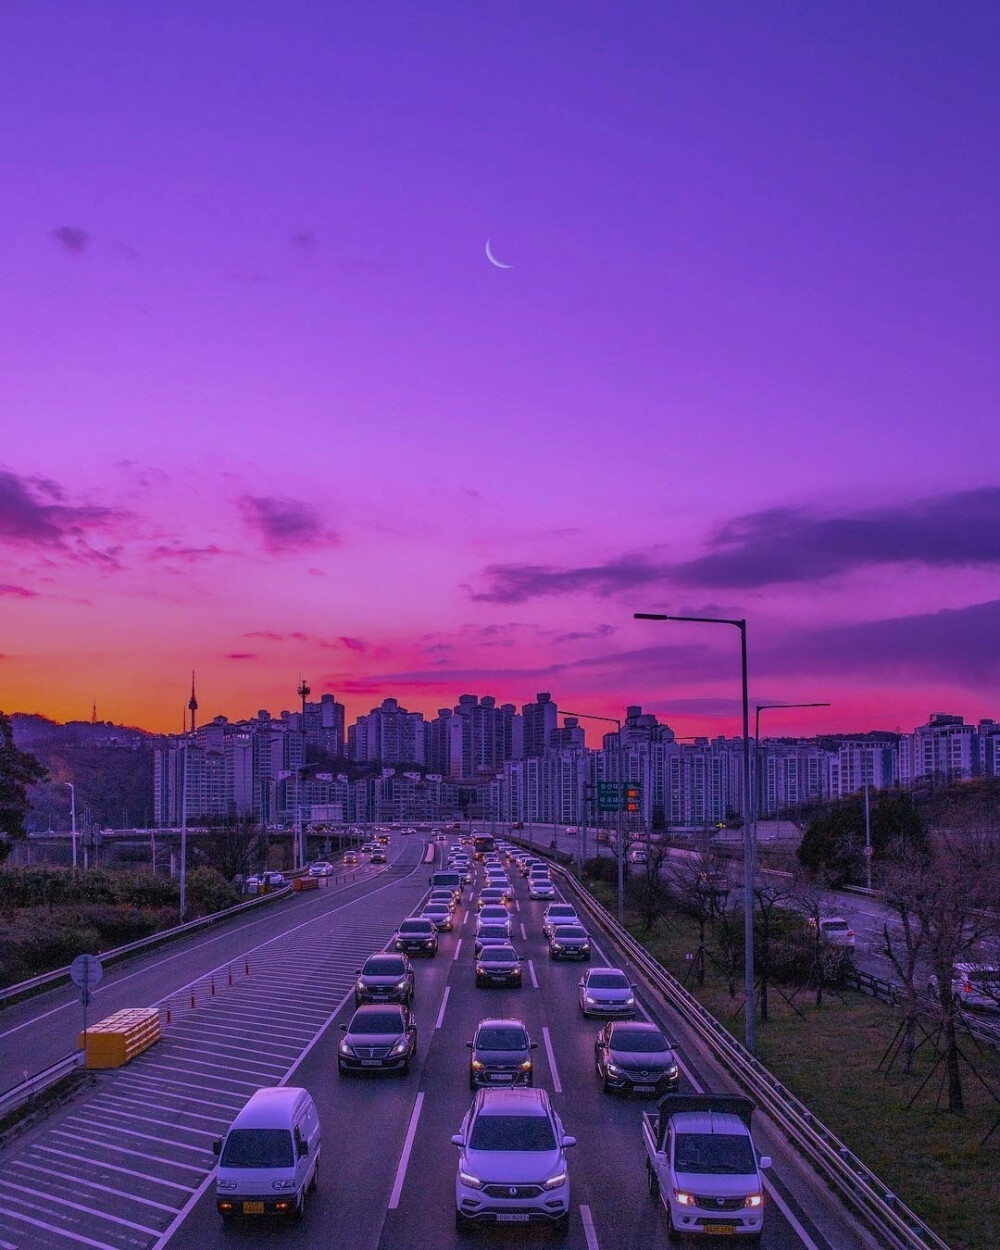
[548, 924, 591, 961]
[467, 1018, 537, 1089]
[594, 1021, 679, 1096]
[473, 924, 513, 959]
[474, 945, 524, 989]
[354, 953, 415, 1007]
[338, 1004, 417, 1076]
[394, 918, 439, 956]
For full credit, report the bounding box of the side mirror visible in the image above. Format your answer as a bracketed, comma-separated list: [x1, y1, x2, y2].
[466, 1042, 474, 1048]
[530, 1042, 538, 1050]
[451, 1134, 465, 1146]
[212, 1139, 222, 1156]
[759, 1156, 772, 1170]
[339, 1024, 348, 1031]
[355, 969, 361, 976]
[562, 1135, 577, 1148]
[297, 1140, 309, 1158]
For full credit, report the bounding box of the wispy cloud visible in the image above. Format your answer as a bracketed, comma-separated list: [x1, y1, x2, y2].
[290, 230, 318, 257]
[338, 637, 366, 652]
[470, 557, 663, 604]
[226, 652, 257, 661]
[0, 467, 127, 563]
[149, 543, 225, 563]
[0, 584, 38, 599]
[237, 495, 338, 552]
[50, 226, 89, 255]
[244, 630, 309, 642]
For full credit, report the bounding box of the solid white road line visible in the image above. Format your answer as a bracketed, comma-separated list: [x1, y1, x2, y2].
[541, 1026, 562, 1093]
[580, 1202, 601, 1250]
[388, 1092, 425, 1209]
[528, 959, 539, 989]
[762, 1177, 821, 1250]
[435, 986, 450, 1030]
[453, 938, 463, 961]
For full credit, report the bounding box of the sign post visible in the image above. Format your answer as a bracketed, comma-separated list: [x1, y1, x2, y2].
[70, 954, 103, 1058]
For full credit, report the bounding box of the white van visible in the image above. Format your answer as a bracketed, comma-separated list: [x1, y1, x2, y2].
[214, 1086, 320, 1221]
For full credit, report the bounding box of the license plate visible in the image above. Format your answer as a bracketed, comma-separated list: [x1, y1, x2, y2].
[491, 1074, 513, 1081]
[497, 1213, 530, 1223]
[361, 1059, 381, 1067]
[633, 1084, 655, 1092]
[242, 1202, 265, 1214]
[702, 1225, 735, 1235]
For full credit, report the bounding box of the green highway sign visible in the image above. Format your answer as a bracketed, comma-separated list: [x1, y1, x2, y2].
[596, 782, 642, 812]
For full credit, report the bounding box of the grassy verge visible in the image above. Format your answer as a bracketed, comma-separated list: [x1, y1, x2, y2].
[584, 879, 998, 1250]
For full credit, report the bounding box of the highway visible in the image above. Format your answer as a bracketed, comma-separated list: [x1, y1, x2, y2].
[0, 832, 876, 1249]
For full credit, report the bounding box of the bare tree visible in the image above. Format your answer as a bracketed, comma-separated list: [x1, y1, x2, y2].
[877, 843, 930, 1074]
[751, 872, 798, 1022]
[793, 868, 849, 1008]
[670, 850, 732, 988]
[196, 817, 269, 883]
[626, 836, 672, 933]
[882, 826, 1000, 1111]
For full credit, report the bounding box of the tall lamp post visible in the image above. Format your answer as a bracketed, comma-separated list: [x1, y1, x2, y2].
[753, 702, 830, 845]
[297, 677, 311, 871]
[179, 736, 189, 922]
[65, 782, 77, 870]
[633, 611, 755, 1053]
[562, 710, 625, 925]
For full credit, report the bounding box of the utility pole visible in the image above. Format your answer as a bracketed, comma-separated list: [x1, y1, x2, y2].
[297, 677, 311, 870]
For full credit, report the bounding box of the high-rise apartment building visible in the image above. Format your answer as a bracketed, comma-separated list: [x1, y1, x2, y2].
[522, 692, 557, 758]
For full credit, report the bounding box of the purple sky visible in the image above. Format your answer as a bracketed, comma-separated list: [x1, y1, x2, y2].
[2, 2, 999, 738]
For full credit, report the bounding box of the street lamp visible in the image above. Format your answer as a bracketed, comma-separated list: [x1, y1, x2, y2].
[633, 611, 755, 1053]
[179, 736, 189, 923]
[65, 782, 77, 869]
[562, 710, 625, 925]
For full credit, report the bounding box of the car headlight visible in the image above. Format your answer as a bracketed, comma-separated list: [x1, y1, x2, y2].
[217, 1180, 237, 1190]
[665, 1064, 679, 1078]
[476, 963, 487, 974]
[584, 994, 597, 1004]
[624, 995, 635, 1005]
[390, 1038, 410, 1056]
[356, 979, 365, 990]
[397, 980, 408, 990]
[272, 1179, 296, 1191]
[542, 1170, 567, 1190]
[471, 1059, 485, 1070]
[520, 1059, 533, 1071]
[459, 1169, 483, 1190]
[674, 1189, 695, 1206]
[605, 1062, 622, 1076]
[745, 1193, 763, 1208]
[552, 943, 564, 952]
[339, 1040, 355, 1056]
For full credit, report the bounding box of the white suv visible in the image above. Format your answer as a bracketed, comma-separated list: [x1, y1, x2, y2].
[452, 1087, 575, 1233]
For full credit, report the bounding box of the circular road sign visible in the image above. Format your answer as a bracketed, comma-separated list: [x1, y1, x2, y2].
[69, 953, 103, 988]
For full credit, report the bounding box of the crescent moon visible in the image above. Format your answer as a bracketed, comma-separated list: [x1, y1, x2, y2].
[485, 239, 513, 269]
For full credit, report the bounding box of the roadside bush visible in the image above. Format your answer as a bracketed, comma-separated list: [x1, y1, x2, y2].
[184, 867, 241, 917]
[582, 856, 618, 884]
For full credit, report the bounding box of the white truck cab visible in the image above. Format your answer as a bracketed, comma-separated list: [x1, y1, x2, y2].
[214, 1086, 320, 1221]
[643, 1094, 770, 1242]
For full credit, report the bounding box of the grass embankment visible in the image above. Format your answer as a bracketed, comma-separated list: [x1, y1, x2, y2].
[584, 878, 999, 1250]
[0, 867, 242, 989]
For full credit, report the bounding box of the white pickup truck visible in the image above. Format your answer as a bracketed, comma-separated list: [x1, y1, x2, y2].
[641, 1094, 771, 1243]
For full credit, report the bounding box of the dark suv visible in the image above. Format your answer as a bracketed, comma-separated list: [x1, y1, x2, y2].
[467, 1018, 537, 1090]
[338, 1004, 417, 1076]
[355, 953, 415, 1006]
[394, 918, 439, 956]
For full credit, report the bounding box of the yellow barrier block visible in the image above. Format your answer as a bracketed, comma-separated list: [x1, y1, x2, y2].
[78, 1007, 162, 1069]
[292, 876, 319, 891]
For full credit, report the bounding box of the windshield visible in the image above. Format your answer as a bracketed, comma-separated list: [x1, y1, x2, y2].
[549, 908, 575, 919]
[588, 973, 629, 989]
[481, 948, 517, 963]
[399, 921, 432, 934]
[477, 1027, 528, 1050]
[221, 1129, 293, 1169]
[555, 927, 586, 939]
[674, 1133, 756, 1175]
[352, 1011, 404, 1034]
[478, 926, 508, 939]
[612, 1029, 669, 1053]
[469, 1115, 556, 1152]
[363, 957, 405, 976]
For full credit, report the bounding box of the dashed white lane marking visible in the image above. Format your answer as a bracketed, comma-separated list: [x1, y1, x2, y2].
[520, 922, 527, 941]
[528, 959, 539, 989]
[435, 986, 450, 1030]
[453, 938, 463, 961]
[581, 1202, 601, 1249]
[389, 1092, 425, 1209]
[542, 1026, 562, 1094]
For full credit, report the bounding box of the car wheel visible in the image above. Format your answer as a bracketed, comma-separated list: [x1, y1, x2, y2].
[354, 995, 361, 1008]
[308, 1160, 319, 1193]
[337, 1062, 349, 1077]
[455, 1210, 474, 1234]
[601, 1073, 613, 1094]
[666, 1209, 684, 1242]
[291, 1192, 305, 1221]
[550, 1212, 570, 1240]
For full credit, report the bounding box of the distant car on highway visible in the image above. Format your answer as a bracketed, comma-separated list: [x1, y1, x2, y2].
[579, 967, 637, 1018]
[343, 851, 359, 865]
[548, 924, 591, 961]
[930, 963, 1000, 1012]
[263, 871, 285, 888]
[355, 953, 415, 1006]
[529, 878, 556, 900]
[422, 902, 455, 932]
[393, 918, 439, 956]
[370, 849, 387, 864]
[467, 1018, 536, 1089]
[338, 1004, 417, 1076]
[474, 923, 515, 958]
[812, 916, 856, 948]
[308, 861, 334, 877]
[475, 945, 523, 988]
[595, 1021, 679, 1096]
[477, 905, 512, 932]
[542, 903, 579, 938]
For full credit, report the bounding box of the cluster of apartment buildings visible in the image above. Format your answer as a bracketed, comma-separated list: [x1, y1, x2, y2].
[151, 694, 1000, 831]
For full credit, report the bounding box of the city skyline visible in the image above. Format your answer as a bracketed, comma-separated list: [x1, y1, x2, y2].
[4, 4, 1000, 735]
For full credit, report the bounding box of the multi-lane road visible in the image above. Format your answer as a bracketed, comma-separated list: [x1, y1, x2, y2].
[0, 833, 876, 1249]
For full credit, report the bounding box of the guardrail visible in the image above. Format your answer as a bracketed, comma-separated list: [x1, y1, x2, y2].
[0, 883, 297, 1010]
[0, 1053, 85, 1129]
[550, 862, 950, 1250]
